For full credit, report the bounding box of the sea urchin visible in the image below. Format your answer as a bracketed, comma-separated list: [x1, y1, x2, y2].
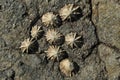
[65, 32, 81, 48]
[45, 29, 61, 44]
[45, 45, 63, 60]
[59, 58, 74, 76]
[30, 25, 42, 39]
[42, 12, 60, 27]
[59, 4, 80, 21]
[20, 38, 34, 53]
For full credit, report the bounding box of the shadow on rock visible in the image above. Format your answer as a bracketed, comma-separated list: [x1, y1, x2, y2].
[73, 62, 80, 74]
[28, 40, 39, 54]
[67, 8, 83, 22]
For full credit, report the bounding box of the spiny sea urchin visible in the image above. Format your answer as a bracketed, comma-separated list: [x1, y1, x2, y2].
[20, 38, 34, 53]
[65, 32, 81, 48]
[30, 25, 42, 39]
[45, 45, 63, 60]
[45, 29, 62, 44]
[59, 4, 80, 21]
[42, 12, 60, 27]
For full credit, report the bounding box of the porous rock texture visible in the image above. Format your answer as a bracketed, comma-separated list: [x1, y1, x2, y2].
[0, 0, 120, 80]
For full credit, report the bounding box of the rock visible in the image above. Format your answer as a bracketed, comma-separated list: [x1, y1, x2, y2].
[0, 0, 120, 79]
[12, 61, 33, 80]
[1, 0, 97, 79]
[98, 44, 120, 80]
[92, 0, 120, 49]
[21, 54, 41, 68]
[0, 61, 12, 71]
[0, 49, 20, 71]
[0, 38, 6, 49]
[78, 48, 107, 80]
[6, 69, 15, 78]
[0, 71, 7, 80]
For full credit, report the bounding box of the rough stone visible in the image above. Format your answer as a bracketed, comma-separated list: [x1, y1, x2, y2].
[98, 44, 120, 80]
[92, 0, 120, 49]
[78, 48, 107, 80]
[0, 0, 120, 80]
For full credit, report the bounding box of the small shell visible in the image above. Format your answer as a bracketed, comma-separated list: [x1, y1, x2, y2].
[30, 25, 42, 39]
[65, 32, 81, 48]
[45, 29, 61, 44]
[59, 59, 74, 76]
[45, 45, 62, 60]
[20, 38, 33, 53]
[59, 4, 80, 21]
[42, 12, 59, 26]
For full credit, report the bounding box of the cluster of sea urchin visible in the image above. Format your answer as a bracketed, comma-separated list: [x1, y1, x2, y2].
[42, 4, 82, 77]
[41, 4, 80, 27]
[20, 25, 43, 53]
[20, 4, 82, 77]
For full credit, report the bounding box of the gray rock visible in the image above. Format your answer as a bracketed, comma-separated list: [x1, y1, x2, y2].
[98, 44, 120, 80]
[78, 48, 107, 80]
[0, 0, 120, 80]
[92, 0, 120, 49]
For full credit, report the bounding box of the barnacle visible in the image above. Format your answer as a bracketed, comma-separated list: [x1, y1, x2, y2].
[30, 25, 42, 39]
[65, 32, 81, 48]
[41, 12, 59, 26]
[45, 45, 62, 60]
[59, 4, 80, 21]
[20, 38, 33, 53]
[59, 59, 74, 76]
[45, 29, 61, 44]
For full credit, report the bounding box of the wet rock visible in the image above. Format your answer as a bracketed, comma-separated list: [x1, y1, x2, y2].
[98, 44, 120, 80]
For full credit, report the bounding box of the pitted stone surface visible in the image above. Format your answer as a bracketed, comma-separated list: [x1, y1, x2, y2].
[0, 0, 120, 80]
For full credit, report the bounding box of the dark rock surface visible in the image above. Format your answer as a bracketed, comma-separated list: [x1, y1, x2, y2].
[0, 0, 120, 80]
